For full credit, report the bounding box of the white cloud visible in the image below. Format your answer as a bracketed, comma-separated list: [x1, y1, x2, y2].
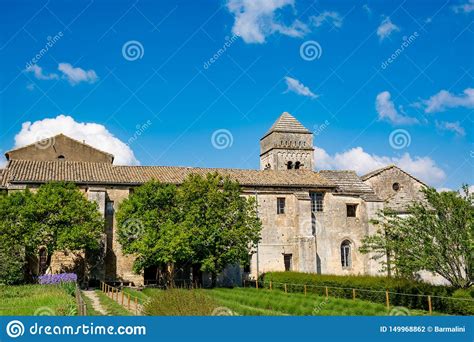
[284, 76, 318, 99]
[423, 88, 474, 113]
[25, 64, 59, 80]
[453, 0, 474, 13]
[377, 17, 399, 41]
[226, 0, 308, 44]
[0, 159, 7, 168]
[375, 91, 418, 125]
[314, 146, 446, 186]
[58, 63, 98, 85]
[14, 115, 139, 165]
[310, 11, 343, 28]
[435, 120, 466, 136]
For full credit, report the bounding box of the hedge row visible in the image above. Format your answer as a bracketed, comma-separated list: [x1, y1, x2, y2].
[260, 272, 473, 315]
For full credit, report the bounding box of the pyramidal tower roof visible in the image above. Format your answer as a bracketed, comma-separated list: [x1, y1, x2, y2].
[263, 112, 311, 138]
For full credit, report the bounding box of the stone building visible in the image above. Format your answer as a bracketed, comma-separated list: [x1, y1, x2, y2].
[0, 112, 431, 286]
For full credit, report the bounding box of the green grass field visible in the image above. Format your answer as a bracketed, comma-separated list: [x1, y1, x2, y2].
[0, 285, 76, 316]
[94, 290, 131, 316]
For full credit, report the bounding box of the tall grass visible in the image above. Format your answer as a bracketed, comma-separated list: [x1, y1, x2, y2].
[144, 289, 217, 316]
[0, 285, 76, 316]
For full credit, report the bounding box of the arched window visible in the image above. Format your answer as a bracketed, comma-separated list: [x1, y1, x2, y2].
[341, 240, 351, 268]
[287, 161, 293, 169]
[38, 247, 48, 275]
[57, 155, 65, 160]
[294, 161, 301, 169]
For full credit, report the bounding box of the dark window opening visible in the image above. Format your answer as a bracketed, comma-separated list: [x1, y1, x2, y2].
[341, 240, 351, 268]
[277, 198, 286, 214]
[283, 254, 292, 271]
[287, 161, 293, 169]
[294, 161, 301, 169]
[39, 247, 48, 275]
[57, 155, 65, 160]
[392, 182, 400, 191]
[346, 204, 357, 217]
[311, 192, 324, 212]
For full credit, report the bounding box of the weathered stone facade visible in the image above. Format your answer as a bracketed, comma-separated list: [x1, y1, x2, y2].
[0, 112, 433, 285]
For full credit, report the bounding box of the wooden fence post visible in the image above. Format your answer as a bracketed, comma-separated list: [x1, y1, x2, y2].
[135, 297, 138, 315]
[325, 286, 328, 299]
[256, 280, 259, 289]
[385, 290, 390, 310]
[243, 280, 246, 288]
[352, 288, 356, 300]
[304, 285, 307, 296]
[428, 296, 432, 315]
[269, 281, 272, 290]
[121, 291, 124, 305]
[284, 283, 287, 293]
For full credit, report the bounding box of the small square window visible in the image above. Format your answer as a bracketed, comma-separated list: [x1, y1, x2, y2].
[346, 204, 357, 217]
[277, 198, 286, 214]
[311, 192, 324, 212]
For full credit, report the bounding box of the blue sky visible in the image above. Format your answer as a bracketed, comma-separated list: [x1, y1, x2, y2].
[0, 0, 473, 190]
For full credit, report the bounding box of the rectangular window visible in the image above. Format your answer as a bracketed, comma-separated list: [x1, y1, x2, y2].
[311, 192, 324, 212]
[346, 204, 357, 217]
[283, 254, 292, 271]
[277, 198, 286, 214]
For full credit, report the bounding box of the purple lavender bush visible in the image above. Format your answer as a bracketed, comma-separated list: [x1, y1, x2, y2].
[38, 273, 77, 296]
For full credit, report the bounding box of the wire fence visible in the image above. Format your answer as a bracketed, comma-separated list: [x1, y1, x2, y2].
[100, 281, 143, 315]
[243, 279, 474, 315]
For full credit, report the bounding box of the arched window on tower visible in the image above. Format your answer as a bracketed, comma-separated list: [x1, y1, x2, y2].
[287, 161, 293, 169]
[341, 240, 351, 268]
[294, 161, 301, 169]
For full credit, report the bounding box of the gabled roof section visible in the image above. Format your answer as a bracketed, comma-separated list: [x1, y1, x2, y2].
[319, 170, 380, 199]
[262, 112, 311, 139]
[361, 164, 427, 186]
[5, 134, 114, 163]
[3, 159, 335, 188]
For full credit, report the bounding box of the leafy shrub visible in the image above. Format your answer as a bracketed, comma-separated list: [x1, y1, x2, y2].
[144, 289, 218, 316]
[447, 289, 474, 315]
[262, 272, 472, 315]
[0, 244, 25, 285]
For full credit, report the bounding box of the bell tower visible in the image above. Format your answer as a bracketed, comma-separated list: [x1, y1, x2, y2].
[260, 112, 314, 170]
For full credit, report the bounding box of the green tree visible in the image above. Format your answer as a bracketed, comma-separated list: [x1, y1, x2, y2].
[179, 173, 261, 286]
[116, 174, 262, 287]
[360, 186, 473, 288]
[116, 181, 192, 285]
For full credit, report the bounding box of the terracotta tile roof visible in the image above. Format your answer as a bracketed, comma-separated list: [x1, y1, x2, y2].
[319, 170, 381, 201]
[4, 160, 334, 188]
[361, 164, 427, 186]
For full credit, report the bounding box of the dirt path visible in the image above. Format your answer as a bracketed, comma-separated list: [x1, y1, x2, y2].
[82, 290, 108, 315]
